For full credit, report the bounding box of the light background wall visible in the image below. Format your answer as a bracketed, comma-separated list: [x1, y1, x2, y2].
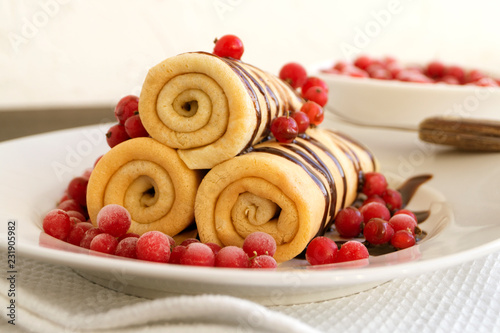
[1, 0, 500, 110]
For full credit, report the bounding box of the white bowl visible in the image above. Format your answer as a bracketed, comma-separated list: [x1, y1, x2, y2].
[315, 67, 500, 130]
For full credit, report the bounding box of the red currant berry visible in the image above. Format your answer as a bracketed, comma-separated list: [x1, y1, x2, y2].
[270, 116, 298, 143]
[359, 202, 391, 224]
[115, 237, 138, 259]
[169, 245, 187, 264]
[165, 234, 176, 249]
[466, 69, 485, 83]
[300, 101, 324, 126]
[180, 238, 200, 247]
[66, 210, 86, 223]
[362, 195, 386, 206]
[242, 232, 277, 258]
[96, 204, 131, 238]
[57, 199, 86, 216]
[302, 86, 328, 107]
[136, 231, 171, 263]
[393, 209, 417, 222]
[205, 242, 222, 256]
[363, 218, 394, 245]
[305, 236, 338, 266]
[426, 61, 445, 79]
[124, 114, 149, 138]
[445, 66, 465, 82]
[354, 55, 373, 70]
[59, 192, 71, 204]
[388, 214, 417, 235]
[90, 233, 118, 254]
[67, 177, 88, 207]
[333, 61, 348, 71]
[279, 62, 308, 89]
[42, 209, 72, 241]
[250, 255, 277, 269]
[334, 206, 363, 238]
[117, 232, 140, 242]
[80, 227, 102, 249]
[214, 246, 250, 268]
[335, 240, 369, 263]
[362, 172, 388, 197]
[213, 35, 244, 60]
[302, 76, 329, 94]
[114, 95, 139, 125]
[381, 188, 403, 211]
[66, 222, 93, 246]
[391, 230, 416, 249]
[369, 68, 392, 80]
[291, 111, 310, 133]
[180, 242, 215, 267]
[342, 66, 369, 78]
[106, 124, 130, 148]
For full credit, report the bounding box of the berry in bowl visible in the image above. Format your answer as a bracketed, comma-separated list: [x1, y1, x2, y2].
[314, 55, 500, 129]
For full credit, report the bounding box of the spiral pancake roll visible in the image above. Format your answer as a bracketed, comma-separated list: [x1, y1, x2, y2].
[194, 128, 377, 262]
[87, 138, 203, 236]
[139, 52, 304, 170]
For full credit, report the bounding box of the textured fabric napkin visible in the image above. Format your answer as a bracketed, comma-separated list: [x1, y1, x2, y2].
[1, 250, 499, 333]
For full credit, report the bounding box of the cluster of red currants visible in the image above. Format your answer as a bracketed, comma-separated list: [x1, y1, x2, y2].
[43, 202, 279, 269]
[106, 95, 149, 148]
[325, 55, 500, 87]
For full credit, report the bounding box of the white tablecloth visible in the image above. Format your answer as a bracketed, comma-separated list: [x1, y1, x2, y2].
[1, 249, 499, 333]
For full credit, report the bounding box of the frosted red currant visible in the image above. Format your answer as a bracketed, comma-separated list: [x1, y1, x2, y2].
[302, 76, 329, 94]
[117, 232, 140, 242]
[180, 242, 216, 267]
[305, 236, 338, 266]
[426, 61, 445, 79]
[279, 62, 307, 89]
[381, 188, 403, 211]
[300, 101, 324, 126]
[214, 246, 249, 268]
[66, 222, 93, 246]
[291, 111, 310, 133]
[180, 238, 200, 247]
[213, 34, 244, 60]
[136, 231, 171, 263]
[391, 230, 416, 249]
[90, 233, 118, 254]
[270, 115, 298, 143]
[66, 210, 86, 223]
[359, 202, 391, 224]
[335, 240, 369, 263]
[115, 95, 139, 125]
[42, 209, 72, 241]
[106, 124, 130, 148]
[80, 227, 102, 249]
[242, 231, 277, 258]
[362, 172, 388, 196]
[205, 242, 222, 256]
[115, 237, 138, 259]
[445, 65, 465, 82]
[67, 176, 88, 207]
[57, 199, 86, 216]
[334, 206, 363, 238]
[96, 204, 131, 238]
[354, 55, 373, 70]
[124, 114, 149, 138]
[363, 218, 394, 245]
[362, 195, 385, 206]
[250, 255, 277, 269]
[169, 245, 187, 264]
[388, 214, 417, 235]
[393, 209, 417, 222]
[302, 86, 328, 107]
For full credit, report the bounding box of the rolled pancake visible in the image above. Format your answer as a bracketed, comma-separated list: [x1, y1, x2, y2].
[195, 128, 377, 262]
[87, 137, 203, 236]
[139, 52, 303, 169]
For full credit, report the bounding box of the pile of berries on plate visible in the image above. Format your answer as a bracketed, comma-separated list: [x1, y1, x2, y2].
[43, 203, 279, 269]
[324, 55, 500, 87]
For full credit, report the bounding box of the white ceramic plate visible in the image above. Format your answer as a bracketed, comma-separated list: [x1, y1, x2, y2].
[311, 61, 500, 130]
[1, 121, 500, 305]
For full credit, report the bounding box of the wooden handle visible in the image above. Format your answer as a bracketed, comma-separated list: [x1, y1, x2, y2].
[419, 116, 500, 151]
